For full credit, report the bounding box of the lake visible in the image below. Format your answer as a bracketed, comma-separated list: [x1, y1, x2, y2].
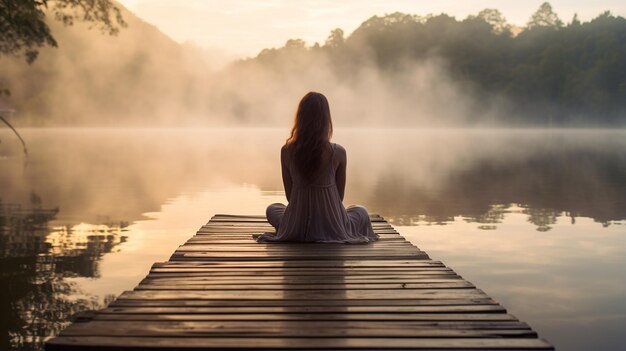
[1, 128, 625, 350]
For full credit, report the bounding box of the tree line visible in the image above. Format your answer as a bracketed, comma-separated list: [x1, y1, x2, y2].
[240, 3, 626, 125]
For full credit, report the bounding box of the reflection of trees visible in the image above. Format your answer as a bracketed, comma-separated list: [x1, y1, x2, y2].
[465, 204, 508, 230]
[523, 207, 558, 232]
[45, 224, 128, 278]
[1, 257, 100, 351]
[370, 148, 626, 230]
[0, 200, 128, 350]
[0, 212, 56, 258]
[388, 214, 454, 227]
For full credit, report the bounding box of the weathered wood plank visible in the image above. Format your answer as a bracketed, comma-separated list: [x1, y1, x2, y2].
[140, 277, 463, 284]
[134, 282, 475, 290]
[59, 321, 534, 337]
[117, 289, 491, 300]
[60, 320, 531, 330]
[146, 271, 458, 277]
[151, 259, 446, 267]
[100, 305, 506, 314]
[45, 214, 552, 351]
[46, 336, 554, 350]
[92, 313, 518, 322]
[170, 252, 431, 260]
[174, 247, 419, 253]
[149, 268, 442, 273]
[108, 298, 501, 308]
[176, 245, 418, 251]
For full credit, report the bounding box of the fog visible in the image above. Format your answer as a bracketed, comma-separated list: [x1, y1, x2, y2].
[0, 4, 510, 128]
[210, 57, 502, 127]
[2, 128, 625, 226]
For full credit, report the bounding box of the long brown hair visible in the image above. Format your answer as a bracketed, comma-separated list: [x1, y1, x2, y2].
[286, 92, 333, 181]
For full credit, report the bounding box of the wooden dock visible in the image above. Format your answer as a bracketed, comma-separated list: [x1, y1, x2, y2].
[46, 214, 553, 350]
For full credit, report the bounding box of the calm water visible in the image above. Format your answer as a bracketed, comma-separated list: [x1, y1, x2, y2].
[1, 128, 625, 350]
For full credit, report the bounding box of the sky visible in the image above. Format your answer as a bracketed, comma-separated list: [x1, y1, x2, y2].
[117, 0, 625, 58]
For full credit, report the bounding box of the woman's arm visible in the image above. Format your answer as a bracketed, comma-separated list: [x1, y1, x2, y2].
[281, 146, 293, 202]
[335, 145, 347, 202]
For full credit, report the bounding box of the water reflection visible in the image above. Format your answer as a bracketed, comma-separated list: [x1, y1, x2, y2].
[369, 140, 626, 227]
[0, 128, 625, 351]
[0, 202, 126, 350]
[399, 208, 626, 351]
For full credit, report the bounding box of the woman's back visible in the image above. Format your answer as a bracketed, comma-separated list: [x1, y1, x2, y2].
[286, 142, 338, 187]
[258, 142, 377, 243]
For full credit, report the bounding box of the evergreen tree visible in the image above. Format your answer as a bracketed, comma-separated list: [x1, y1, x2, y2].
[527, 2, 564, 29]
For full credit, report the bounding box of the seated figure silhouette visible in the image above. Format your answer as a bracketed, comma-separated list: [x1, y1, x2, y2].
[257, 92, 378, 243]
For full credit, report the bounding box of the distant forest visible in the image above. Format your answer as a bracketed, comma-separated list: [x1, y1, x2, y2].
[0, 2, 624, 126]
[239, 4, 626, 125]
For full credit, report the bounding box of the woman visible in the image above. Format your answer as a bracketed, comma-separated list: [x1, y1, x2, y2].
[257, 92, 378, 243]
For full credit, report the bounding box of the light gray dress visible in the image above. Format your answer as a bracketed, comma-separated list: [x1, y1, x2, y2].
[257, 143, 378, 243]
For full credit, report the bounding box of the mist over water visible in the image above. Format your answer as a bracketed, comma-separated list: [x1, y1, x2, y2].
[3, 128, 625, 223]
[1, 128, 625, 350]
